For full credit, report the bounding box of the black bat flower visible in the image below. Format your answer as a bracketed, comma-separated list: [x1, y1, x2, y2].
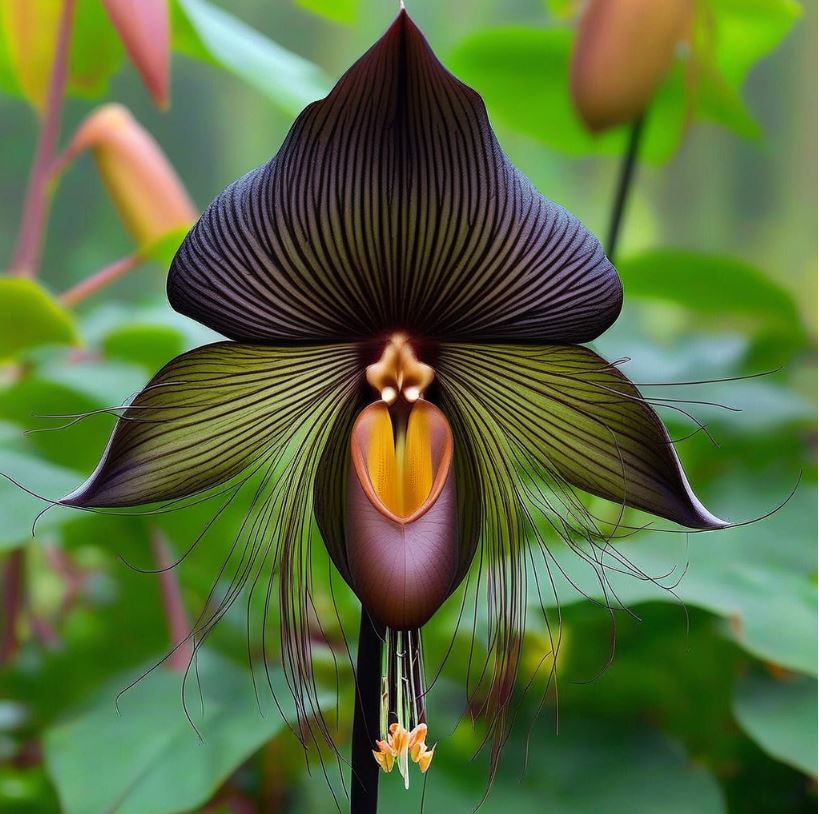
[60, 10, 725, 791]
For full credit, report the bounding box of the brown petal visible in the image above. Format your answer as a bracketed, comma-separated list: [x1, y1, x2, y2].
[346, 401, 458, 630]
[168, 10, 621, 345]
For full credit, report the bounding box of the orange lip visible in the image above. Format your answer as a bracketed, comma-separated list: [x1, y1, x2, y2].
[350, 399, 453, 525]
[345, 399, 459, 631]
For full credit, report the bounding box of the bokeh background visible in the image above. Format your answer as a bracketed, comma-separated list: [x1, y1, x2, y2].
[0, 1, 816, 812]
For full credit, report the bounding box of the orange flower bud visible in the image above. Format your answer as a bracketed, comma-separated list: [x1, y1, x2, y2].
[570, 0, 693, 132]
[0, 0, 61, 112]
[102, 0, 170, 108]
[67, 104, 196, 248]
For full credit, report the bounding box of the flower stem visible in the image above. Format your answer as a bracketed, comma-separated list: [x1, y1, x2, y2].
[606, 114, 645, 264]
[2, 1, 76, 665]
[351, 609, 384, 814]
[8, 0, 76, 278]
[150, 527, 192, 673]
[59, 254, 143, 306]
[0, 550, 25, 664]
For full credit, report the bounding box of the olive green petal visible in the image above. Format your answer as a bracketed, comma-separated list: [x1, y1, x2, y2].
[437, 343, 727, 530]
[62, 342, 362, 508]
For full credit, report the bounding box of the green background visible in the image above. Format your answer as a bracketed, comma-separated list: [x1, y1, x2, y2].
[0, 1, 815, 812]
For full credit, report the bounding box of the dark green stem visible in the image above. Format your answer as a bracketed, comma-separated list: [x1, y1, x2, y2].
[351, 609, 384, 814]
[606, 115, 645, 263]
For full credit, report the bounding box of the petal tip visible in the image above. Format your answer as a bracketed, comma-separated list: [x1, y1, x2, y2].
[59, 477, 103, 509]
[675, 486, 729, 531]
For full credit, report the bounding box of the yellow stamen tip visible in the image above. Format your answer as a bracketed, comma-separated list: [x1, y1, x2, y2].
[408, 723, 427, 747]
[372, 748, 395, 773]
[418, 745, 435, 773]
[376, 724, 435, 783]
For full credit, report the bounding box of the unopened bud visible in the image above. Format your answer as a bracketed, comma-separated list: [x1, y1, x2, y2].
[67, 104, 196, 248]
[1, 0, 61, 112]
[102, 0, 170, 108]
[570, 0, 693, 132]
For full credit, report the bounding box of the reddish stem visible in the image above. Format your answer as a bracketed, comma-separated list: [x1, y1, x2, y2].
[9, 0, 76, 277]
[44, 544, 87, 616]
[29, 614, 61, 650]
[48, 146, 77, 183]
[150, 528, 192, 673]
[59, 254, 142, 306]
[0, 550, 25, 664]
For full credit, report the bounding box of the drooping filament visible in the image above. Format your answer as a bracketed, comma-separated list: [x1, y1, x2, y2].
[372, 628, 434, 786]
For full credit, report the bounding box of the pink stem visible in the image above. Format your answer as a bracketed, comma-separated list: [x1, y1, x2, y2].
[48, 146, 77, 183]
[9, 0, 76, 277]
[0, 550, 24, 664]
[150, 528, 192, 673]
[59, 254, 142, 306]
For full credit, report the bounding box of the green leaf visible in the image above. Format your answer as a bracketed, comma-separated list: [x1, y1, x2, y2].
[0, 0, 123, 107]
[0, 448, 82, 550]
[137, 226, 189, 268]
[171, 0, 330, 115]
[448, 3, 800, 161]
[694, 60, 762, 140]
[68, 0, 125, 99]
[102, 324, 185, 373]
[534, 480, 817, 677]
[734, 673, 817, 776]
[617, 250, 805, 341]
[80, 299, 219, 354]
[295, 0, 359, 24]
[543, 0, 577, 19]
[44, 650, 319, 814]
[0, 359, 149, 472]
[35, 360, 149, 410]
[376, 718, 726, 814]
[446, 27, 687, 164]
[0, 278, 79, 359]
[707, 0, 802, 87]
[0, 8, 21, 96]
[0, 765, 60, 814]
[693, 0, 801, 137]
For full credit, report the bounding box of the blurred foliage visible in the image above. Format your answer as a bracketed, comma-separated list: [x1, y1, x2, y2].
[170, 0, 330, 114]
[0, 0, 124, 107]
[448, 0, 800, 162]
[0, 279, 78, 359]
[0, 1, 815, 813]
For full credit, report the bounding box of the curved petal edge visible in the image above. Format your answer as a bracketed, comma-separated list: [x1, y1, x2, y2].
[167, 10, 622, 345]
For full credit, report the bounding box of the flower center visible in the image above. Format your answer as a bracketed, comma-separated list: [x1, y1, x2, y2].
[366, 333, 434, 405]
[364, 402, 433, 518]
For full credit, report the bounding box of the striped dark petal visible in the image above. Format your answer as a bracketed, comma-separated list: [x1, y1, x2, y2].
[436, 343, 727, 530]
[62, 342, 361, 508]
[167, 10, 622, 345]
